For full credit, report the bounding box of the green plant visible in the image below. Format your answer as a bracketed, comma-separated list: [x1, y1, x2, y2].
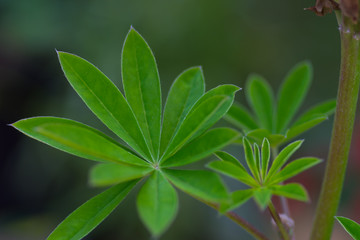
[10, 0, 360, 237]
[208, 138, 321, 240]
[12, 28, 241, 239]
[225, 62, 336, 149]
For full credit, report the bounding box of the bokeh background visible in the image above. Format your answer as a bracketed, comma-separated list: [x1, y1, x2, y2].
[1, 0, 359, 239]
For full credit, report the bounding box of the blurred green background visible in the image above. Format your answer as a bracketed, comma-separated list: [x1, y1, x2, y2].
[1, 0, 360, 239]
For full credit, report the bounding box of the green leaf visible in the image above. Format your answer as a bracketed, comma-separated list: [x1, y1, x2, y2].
[254, 143, 261, 178]
[266, 140, 303, 181]
[246, 74, 274, 131]
[214, 151, 245, 169]
[220, 189, 254, 212]
[89, 163, 153, 187]
[253, 187, 272, 210]
[276, 61, 312, 133]
[47, 180, 138, 240]
[268, 157, 322, 185]
[207, 161, 257, 188]
[261, 138, 271, 180]
[137, 171, 178, 237]
[336, 216, 360, 240]
[243, 138, 261, 182]
[57, 51, 151, 160]
[12, 117, 149, 166]
[162, 128, 240, 167]
[270, 183, 309, 201]
[163, 169, 229, 203]
[294, 99, 336, 125]
[122, 28, 161, 160]
[160, 67, 205, 156]
[225, 102, 259, 131]
[163, 85, 239, 159]
[286, 116, 327, 141]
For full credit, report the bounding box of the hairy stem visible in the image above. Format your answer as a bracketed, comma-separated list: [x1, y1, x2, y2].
[310, 14, 360, 240]
[204, 201, 269, 240]
[268, 201, 290, 240]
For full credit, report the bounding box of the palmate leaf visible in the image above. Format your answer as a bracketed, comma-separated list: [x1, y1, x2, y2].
[47, 180, 138, 240]
[13, 27, 242, 239]
[57, 51, 151, 160]
[12, 117, 148, 166]
[137, 171, 178, 237]
[89, 163, 153, 187]
[212, 137, 319, 211]
[160, 67, 205, 156]
[336, 216, 360, 240]
[246, 74, 274, 131]
[162, 128, 240, 167]
[122, 28, 162, 160]
[225, 61, 334, 148]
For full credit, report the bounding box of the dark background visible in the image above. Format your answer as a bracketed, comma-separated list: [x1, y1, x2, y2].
[1, 0, 359, 239]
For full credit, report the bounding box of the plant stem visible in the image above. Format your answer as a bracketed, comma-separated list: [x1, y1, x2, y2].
[268, 201, 290, 240]
[310, 14, 360, 240]
[204, 201, 270, 240]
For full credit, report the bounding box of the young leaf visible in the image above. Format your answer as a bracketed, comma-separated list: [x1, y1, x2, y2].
[336, 216, 360, 240]
[253, 187, 272, 210]
[293, 99, 336, 125]
[214, 151, 245, 169]
[225, 103, 259, 131]
[246, 74, 274, 131]
[12, 117, 149, 166]
[89, 163, 153, 187]
[161, 128, 240, 167]
[57, 51, 151, 160]
[160, 67, 205, 155]
[137, 171, 178, 237]
[122, 28, 161, 159]
[261, 138, 271, 180]
[276, 61, 312, 133]
[163, 86, 239, 159]
[254, 143, 261, 177]
[243, 138, 261, 182]
[270, 183, 308, 201]
[220, 189, 254, 212]
[268, 157, 322, 185]
[266, 140, 303, 181]
[207, 161, 258, 187]
[163, 169, 229, 203]
[286, 116, 327, 141]
[47, 180, 138, 240]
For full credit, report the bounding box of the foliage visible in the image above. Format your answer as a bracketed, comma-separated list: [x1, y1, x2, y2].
[11, 28, 241, 238]
[336, 216, 360, 240]
[225, 62, 336, 148]
[208, 137, 321, 211]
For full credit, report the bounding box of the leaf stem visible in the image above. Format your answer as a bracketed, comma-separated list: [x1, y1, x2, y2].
[204, 201, 270, 240]
[310, 14, 360, 240]
[268, 201, 290, 240]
